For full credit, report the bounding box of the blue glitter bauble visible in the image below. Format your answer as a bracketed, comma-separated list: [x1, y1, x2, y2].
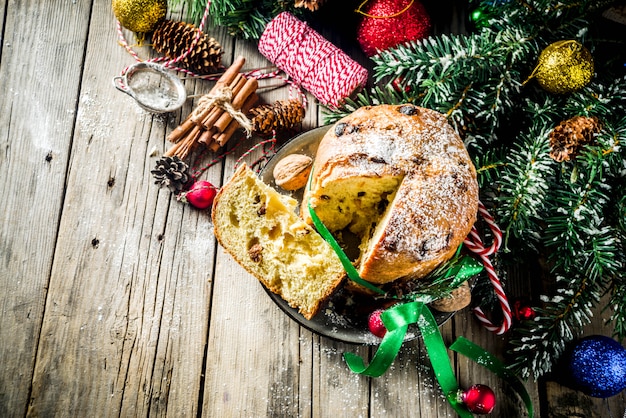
[569, 335, 626, 398]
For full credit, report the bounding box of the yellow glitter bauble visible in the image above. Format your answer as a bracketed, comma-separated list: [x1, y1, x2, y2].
[112, 0, 167, 33]
[532, 40, 594, 94]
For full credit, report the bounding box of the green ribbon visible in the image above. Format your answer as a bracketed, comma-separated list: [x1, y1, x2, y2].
[450, 337, 534, 418]
[415, 303, 474, 417]
[437, 251, 480, 283]
[343, 302, 419, 377]
[307, 200, 387, 295]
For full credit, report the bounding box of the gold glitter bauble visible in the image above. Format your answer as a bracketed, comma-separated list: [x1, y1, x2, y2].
[112, 0, 167, 33]
[533, 40, 594, 94]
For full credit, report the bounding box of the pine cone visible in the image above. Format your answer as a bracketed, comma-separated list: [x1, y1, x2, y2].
[249, 100, 306, 136]
[152, 19, 223, 75]
[294, 0, 327, 11]
[548, 115, 602, 162]
[151, 156, 191, 192]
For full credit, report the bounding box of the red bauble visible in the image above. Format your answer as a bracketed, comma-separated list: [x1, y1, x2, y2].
[356, 0, 431, 57]
[181, 180, 217, 210]
[368, 309, 387, 338]
[513, 299, 537, 322]
[461, 384, 496, 415]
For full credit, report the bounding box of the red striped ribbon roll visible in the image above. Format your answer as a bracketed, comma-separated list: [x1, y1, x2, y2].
[258, 12, 369, 108]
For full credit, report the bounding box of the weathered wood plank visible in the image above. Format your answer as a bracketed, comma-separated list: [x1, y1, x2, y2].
[0, 0, 5, 46]
[366, 322, 458, 418]
[201, 40, 309, 416]
[0, 0, 92, 416]
[112, 16, 236, 418]
[312, 338, 370, 417]
[25, 2, 224, 416]
[203, 255, 303, 416]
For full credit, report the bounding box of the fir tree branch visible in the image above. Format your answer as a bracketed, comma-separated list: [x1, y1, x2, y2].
[606, 219, 626, 339]
[474, 0, 615, 38]
[495, 125, 554, 249]
[608, 277, 626, 340]
[473, 149, 505, 189]
[168, 0, 207, 23]
[370, 28, 535, 149]
[170, 0, 304, 38]
[618, 188, 626, 235]
[322, 85, 407, 124]
[542, 145, 619, 275]
[508, 272, 603, 379]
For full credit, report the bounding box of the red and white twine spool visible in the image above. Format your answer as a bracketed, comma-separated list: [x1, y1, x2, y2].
[464, 201, 512, 335]
[258, 12, 369, 108]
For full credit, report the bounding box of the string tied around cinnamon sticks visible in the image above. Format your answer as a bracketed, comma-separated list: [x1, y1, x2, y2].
[191, 86, 253, 137]
[165, 56, 259, 159]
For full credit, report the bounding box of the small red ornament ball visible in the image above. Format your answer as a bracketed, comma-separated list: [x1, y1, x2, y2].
[182, 180, 217, 210]
[356, 0, 431, 57]
[513, 299, 537, 322]
[368, 309, 387, 338]
[461, 384, 496, 415]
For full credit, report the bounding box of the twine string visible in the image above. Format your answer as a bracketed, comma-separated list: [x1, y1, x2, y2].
[258, 12, 368, 108]
[191, 86, 253, 137]
[355, 0, 415, 19]
[244, 67, 308, 108]
[190, 134, 278, 182]
[235, 136, 278, 172]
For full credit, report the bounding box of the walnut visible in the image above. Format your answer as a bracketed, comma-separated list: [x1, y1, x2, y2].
[272, 154, 313, 191]
[429, 281, 472, 312]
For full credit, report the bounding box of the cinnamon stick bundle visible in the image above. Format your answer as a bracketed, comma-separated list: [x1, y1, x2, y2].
[165, 56, 258, 159]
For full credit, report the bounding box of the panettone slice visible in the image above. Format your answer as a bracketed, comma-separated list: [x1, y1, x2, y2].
[212, 164, 345, 319]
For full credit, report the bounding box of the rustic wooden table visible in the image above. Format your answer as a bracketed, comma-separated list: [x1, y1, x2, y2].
[1, 0, 625, 417]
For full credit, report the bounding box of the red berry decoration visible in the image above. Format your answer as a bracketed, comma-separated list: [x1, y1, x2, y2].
[391, 76, 411, 93]
[461, 384, 496, 415]
[513, 298, 537, 322]
[181, 180, 217, 209]
[356, 0, 431, 57]
[368, 309, 387, 338]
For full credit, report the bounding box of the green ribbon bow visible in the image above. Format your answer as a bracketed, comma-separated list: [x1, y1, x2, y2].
[344, 301, 474, 417]
[307, 198, 533, 417]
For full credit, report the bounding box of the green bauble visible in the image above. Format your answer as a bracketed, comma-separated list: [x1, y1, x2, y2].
[533, 40, 594, 94]
[112, 0, 167, 33]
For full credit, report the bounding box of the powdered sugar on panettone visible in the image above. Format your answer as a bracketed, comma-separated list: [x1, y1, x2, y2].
[306, 105, 478, 285]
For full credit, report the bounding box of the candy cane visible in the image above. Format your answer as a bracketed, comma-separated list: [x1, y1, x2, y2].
[464, 202, 512, 335]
